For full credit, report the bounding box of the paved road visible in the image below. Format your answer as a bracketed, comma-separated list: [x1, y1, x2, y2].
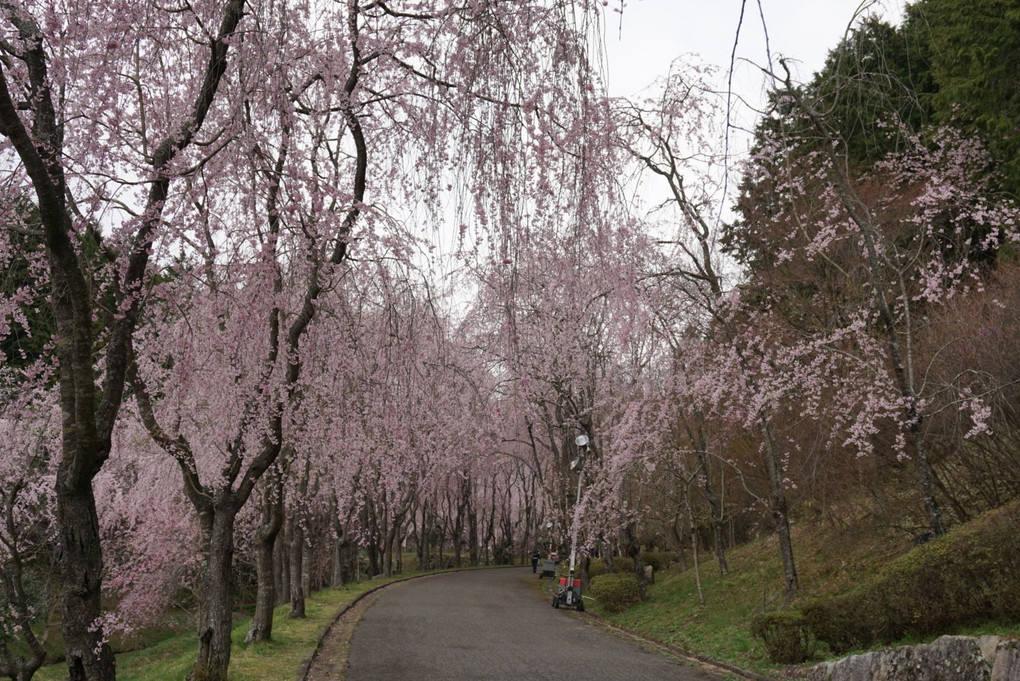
[345, 567, 719, 681]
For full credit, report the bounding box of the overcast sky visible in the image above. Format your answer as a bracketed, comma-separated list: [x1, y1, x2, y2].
[603, 0, 908, 137]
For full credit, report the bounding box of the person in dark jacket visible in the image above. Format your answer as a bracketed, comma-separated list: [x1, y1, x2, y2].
[531, 549, 541, 573]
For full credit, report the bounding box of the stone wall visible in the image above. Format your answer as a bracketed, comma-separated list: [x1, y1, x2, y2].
[805, 635, 1020, 681]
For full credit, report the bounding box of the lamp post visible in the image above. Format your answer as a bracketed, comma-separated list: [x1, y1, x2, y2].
[565, 434, 588, 608]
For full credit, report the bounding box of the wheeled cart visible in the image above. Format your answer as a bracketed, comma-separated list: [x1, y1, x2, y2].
[552, 576, 584, 611]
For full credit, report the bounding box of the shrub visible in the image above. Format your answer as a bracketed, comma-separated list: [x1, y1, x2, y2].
[639, 550, 675, 572]
[612, 556, 636, 574]
[801, 599, 873, 655]
[588, 556, 636, 578]
[590, 572, 642, 614]
[750, 611, 815, 664]
[805, 500, 1020, 653]
[491, 543, 514, 565]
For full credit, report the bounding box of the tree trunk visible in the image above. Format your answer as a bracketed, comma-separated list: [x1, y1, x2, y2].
[288, 511, 305, 619]
[467, 505, 479, 566]
[689, 420, 729, 576]
[190, 504, 238, 681]
[453, 490, 464, 568]
[672, 521, 688, 572]
[245, 475, 284, 643]
[383, 515, 400, 577]
[332, 521, 357, 587]
[464, 477, 478, 566]
[289, 454, 311, 617]
[483, 497, 496, 566]
[362, 497, 381, 576]
[55, 480, 116, 681]
[437, 521, 444, 568]
[623, 522, 647, 599]
[685, 485, 706, 607]
[763, 423, 798, 603]
[415, 500, 427, 570]
[274, 529, 288, 605]
[302, 539, 312, 593]
[911, 417, 946, 537]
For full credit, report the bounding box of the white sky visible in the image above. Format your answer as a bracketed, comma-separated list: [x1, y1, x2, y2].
[593, 0, 908, 230]
[603, 0, 908, 139]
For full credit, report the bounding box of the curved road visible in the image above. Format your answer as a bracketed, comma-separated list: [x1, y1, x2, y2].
[345, 567, 719, 681]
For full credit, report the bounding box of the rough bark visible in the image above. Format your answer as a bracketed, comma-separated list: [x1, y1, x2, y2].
[274, 530, 288, 606]
[54, 483, 116, 681]
[686, 416, 729, 576]
[288, 510, 306, 619]
[245, 473, 284, 643]
[288, 456, 311, 619]
[466, 479, 479, 566]
[191, 503, 238, 681]
[763, 423, 798, 602]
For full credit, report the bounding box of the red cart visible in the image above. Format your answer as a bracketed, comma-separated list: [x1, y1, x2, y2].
[553, 576, 584, 611]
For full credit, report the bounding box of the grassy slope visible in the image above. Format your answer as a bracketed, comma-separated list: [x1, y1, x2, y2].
[592, 515, 1020, 677]
[33, 576, 411, 681]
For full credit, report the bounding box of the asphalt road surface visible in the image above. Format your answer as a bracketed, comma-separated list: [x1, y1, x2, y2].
[345, 567, 720, 681]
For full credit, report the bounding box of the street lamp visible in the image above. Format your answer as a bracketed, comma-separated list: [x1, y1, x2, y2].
[563, 434, 588, 608]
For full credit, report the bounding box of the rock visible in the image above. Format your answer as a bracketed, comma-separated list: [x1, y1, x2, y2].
[991, 638, 1020, 681]
[980, 637, 1002, 667]
[804, 634, 1016, 681]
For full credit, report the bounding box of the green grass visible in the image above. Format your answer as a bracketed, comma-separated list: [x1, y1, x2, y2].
[34, 576, 413, 681]
[588, 517, 1020, 677]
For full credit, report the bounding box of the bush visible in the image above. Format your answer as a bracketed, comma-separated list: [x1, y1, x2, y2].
[805, 500, 1020, 653]
[639, 550, 675, 572]
[589, 572, 642, 614]
[491, 543, 514, 565]
[588, 556, 636, 578]
[801, 599, 873, 655]
[612, 556, 636, 574]
[750, 611, 815, 664]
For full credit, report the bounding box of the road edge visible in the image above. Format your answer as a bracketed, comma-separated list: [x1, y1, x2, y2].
[536, 576, 772, 681]
[579, 611, 774, 681]
[296, 565, 519, 681]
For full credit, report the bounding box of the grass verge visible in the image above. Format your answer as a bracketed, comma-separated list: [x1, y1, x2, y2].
[34, 576, 414, 681]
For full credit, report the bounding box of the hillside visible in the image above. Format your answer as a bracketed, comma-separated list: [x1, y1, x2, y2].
[589, 502, 1020, 677]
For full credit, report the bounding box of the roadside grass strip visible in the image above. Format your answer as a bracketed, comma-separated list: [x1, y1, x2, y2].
[34, 578, 411, 681]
